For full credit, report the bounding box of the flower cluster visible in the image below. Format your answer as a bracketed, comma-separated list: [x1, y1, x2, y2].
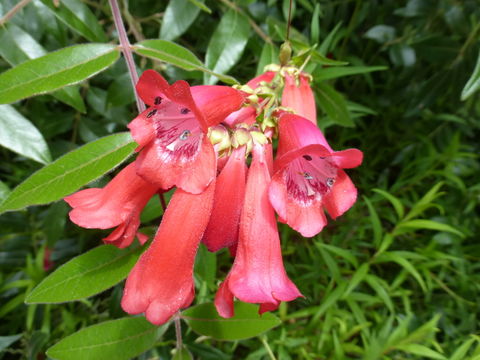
[65, 67, 363, 325]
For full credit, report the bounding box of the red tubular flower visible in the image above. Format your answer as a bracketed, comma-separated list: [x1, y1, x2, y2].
[215, 143, 302, 317]
[128, 70, 245, 194]
[281, 73, 317, 124]
[64, 163, 158, 248]
[203, 146, 247, 252]
[121, 181, 216, 325]
[269, 114, 363, 237]
[246, 71, 276, 89]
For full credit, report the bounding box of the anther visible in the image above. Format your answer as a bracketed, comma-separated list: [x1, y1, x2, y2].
[303, 155, 312, 161]
[303, 172, 314, 180]
[147, 109, 157, 118]
[181, 108, 190, 114]
[179, 130, 191, 140]
[154, 96, 162, 105]
[326, 178, 335, 187]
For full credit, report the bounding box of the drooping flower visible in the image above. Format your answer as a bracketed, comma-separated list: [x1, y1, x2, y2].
[269, 114, 363, 237]
[215, 143, 302, 317]
[203, 146, 247, 252]
[121, 181, 216, 325]
[281, 71, 317, 124]
[64, 162, 158, 248]
[128, 70, 245, 194]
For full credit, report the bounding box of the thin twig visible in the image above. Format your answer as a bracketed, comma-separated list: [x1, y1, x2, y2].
[0, 0, 32, 26]
[286, 0, 292, 41]
[109, 0, 145, 113]
[174, 314, 183, 351]
[260, 336, 277, 360]
[219, 0, 272, 44]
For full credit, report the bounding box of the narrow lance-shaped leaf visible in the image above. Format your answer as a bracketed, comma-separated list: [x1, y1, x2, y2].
[315, 83, 354, 127]
[313, 66, 388, 82]
[40, 0, 108, 42]
[160, 0, 201, 41]
[182, 302, 281, 341]
[461, 49, 480, 100]
[204, 10, 251, 85]
[26, 245, 143, 304]
[0, 23, 86, 112]
[46, 317, 165, 360]
[133, 40, 238, 84]
[0, 132, 135, 213]
[0, 43, 120, 104]
[0, 104, 52, 164]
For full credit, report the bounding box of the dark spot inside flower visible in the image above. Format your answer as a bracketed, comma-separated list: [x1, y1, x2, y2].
[303, 155, 312, 161]
[303, 172, 314, 180]
[154, 96, 162, 105]
[326, 178, 335, 187]
[181, 108, 190, 114]
[147, 109, 157, 118]
[179, 130, 191, 140]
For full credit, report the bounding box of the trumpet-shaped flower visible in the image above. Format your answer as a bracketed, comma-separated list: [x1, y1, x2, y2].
[121, 181, 216, 325]
[215, 143, 302, 317]
[269, 114, 363, 237]
[64, 163, 157, 248]
[203, 146, 247, 252]
[281, 72, 317, 124]
[128, 70, 245, 194]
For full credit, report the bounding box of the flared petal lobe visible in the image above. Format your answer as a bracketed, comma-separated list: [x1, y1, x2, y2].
[64, 163, 158, 248]
[128, 70, 245, 194]
[215, 144, 302, 317]
[121, 182, 215, 325]
[269, 114, 362, 237]
[203, 147, 247, 252]
[281, 73, 317, 124]
[246, 71, 276, 89]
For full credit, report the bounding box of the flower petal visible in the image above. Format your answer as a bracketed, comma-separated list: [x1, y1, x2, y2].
[281, 74, 316, 124]
[246, 71, 276, 89]
[323, 170, 358, 219]
[65, 163, 157, 230]
[121, 182, 216, 325]
[136, 134, 216, 194]
[214, 277, 235, 318]
[191, 86, 246, 128]
[269, 169, 327, 237]
[226, 144, 302, 310]
[224, 106, 257, 127]
[203, 147, 247, 252]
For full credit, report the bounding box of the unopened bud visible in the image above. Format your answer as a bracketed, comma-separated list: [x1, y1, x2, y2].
[250, 130, 269, 145]
[279, 41, 292, 66]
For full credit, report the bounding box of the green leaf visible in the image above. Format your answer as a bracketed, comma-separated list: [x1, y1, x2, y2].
[46, 317, 163, 360]
[0, 133, 135, 213]
[395, 219, 464, 238]
[373, 188, 405, 219]
[461, 49, 480, 100]
[160, 0, 201, 41]
[133, 40, 238, 85]
[183, 302, 281, 340]
[204, 10, 251, 85]
[0, 334, 22, 352]
[450, 338, 476, 360]
[256, 42, 278, 76]
[187, 0, 211, 13]
[0, 104, 51, 164]
[319, 22, 342, 54]
[0, 44, 120, 104]
[26, 245, 143, 304]
[0, 181, 10, 203]
[343, 263, 370, 298]
[363, 196, 382, 247]
[172, 345, 193, 360]
[374, 252, 427, 292]
[313, 66, 388, 82]
[396, 344, 447, 359]
[315, 83, 354, 126]
[364, 25, 396, 44]
[40, 0, 107, 42]
[0, 24, 86, 112]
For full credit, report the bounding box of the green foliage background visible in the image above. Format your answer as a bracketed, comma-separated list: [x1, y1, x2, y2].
[0, 0, 479, 359]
